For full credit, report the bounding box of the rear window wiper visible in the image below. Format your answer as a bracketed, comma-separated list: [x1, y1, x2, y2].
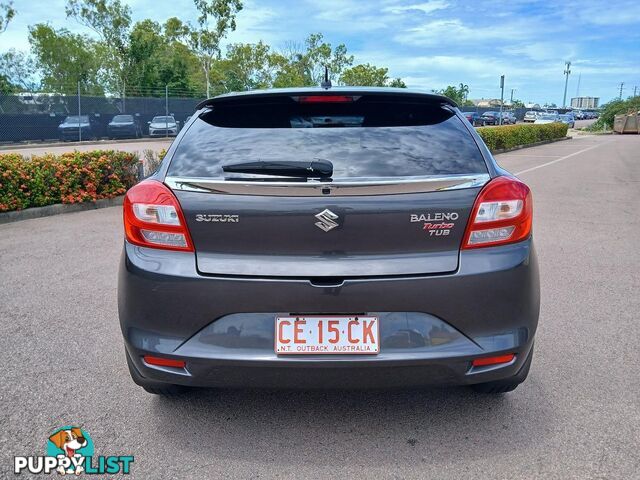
[222, 159, 333, 179]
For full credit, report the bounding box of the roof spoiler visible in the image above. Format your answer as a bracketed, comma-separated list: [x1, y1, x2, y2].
[195, 90, 458, 111]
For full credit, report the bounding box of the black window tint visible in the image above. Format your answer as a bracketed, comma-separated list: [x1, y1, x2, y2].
[168, 97, 487, 179]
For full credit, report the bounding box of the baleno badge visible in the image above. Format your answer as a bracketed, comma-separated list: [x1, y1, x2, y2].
[315, 209, 339, 232]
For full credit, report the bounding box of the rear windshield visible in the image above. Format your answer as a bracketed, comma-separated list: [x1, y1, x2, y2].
[112, 115, 133, 122]
[153, 116, 174, 122]
[167, 96, 487, 179]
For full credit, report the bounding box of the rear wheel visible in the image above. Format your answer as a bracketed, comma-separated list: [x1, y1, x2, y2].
[471, 345, 533, 394]
[126, 350, 188, 396]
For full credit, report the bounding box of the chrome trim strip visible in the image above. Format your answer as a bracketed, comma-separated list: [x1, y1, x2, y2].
[164, 174, 490, 196]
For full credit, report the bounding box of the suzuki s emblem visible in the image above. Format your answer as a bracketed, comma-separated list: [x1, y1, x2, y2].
[314, 209, 340, 232]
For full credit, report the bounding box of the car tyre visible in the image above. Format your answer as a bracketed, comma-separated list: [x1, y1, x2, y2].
[470, 345, 533, 394]
[126, 349, 188, 396]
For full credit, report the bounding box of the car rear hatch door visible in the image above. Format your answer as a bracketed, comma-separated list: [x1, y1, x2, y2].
[165, 93, 489, 277]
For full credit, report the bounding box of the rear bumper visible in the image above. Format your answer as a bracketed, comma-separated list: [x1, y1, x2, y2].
[119, 240, 540, 388]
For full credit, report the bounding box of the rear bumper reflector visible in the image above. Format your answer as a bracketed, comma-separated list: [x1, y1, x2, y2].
[471, 353, 515, 367]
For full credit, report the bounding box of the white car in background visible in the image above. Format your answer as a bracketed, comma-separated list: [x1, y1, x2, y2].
[534, 113, 560, 124]
[148, 116, 179, 137]
[523, 111, 539, 123]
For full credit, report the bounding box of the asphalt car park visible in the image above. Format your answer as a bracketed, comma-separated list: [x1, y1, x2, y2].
[1, 134, 638, 478]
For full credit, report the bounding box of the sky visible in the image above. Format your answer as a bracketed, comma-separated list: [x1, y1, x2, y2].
[2, 0, 639, 105]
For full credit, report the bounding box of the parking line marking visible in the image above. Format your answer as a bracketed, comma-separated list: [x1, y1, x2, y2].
[499, 154, 562, 158]
[515, 142, 609, 176]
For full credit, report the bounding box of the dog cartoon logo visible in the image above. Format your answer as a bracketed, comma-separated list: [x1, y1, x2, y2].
[46, 426, 93, 475]
[14, 426, 133, 475]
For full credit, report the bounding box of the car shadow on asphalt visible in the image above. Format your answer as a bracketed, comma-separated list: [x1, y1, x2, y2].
[146, 382, 553, 469]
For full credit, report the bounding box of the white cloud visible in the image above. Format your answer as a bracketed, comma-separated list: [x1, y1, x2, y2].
[561, 0, 640, 25]
[502, 42, 577, 62]
[394, 18, 530, 46]
[383, 1, 449, 15]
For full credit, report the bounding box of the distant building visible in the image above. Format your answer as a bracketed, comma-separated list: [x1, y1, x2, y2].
[571, 97, 599, 109]
[525, 103, 541, 109]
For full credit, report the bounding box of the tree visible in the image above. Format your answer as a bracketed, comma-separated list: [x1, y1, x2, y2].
[0, 1, 15, 34]
[389, 78, 407, 88]
[437, 83, 469, 105]
[340, 63, 407, 87]
[511, 99, 525, 108]
[272, 33, 353, 88]
[65, 0, 133, 98]
[0, 50, 38, 92]
[340, 64, 389, 86]
[29, 24, 104, 94]
[187, 0, 243, 97]
[214, 42, 280, 93]
[302, 33, 353, 84]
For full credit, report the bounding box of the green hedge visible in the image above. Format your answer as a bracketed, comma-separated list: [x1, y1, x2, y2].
[0, 150, 139, 213]
[477, 123, 568, 152]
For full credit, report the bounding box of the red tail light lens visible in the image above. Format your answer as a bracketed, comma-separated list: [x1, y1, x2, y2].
[295, 95, 357, 103]
[123, 180, 194, 252]
[462, 176, 532, 249]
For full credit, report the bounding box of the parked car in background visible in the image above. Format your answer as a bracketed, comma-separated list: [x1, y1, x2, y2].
[462, 111, 484, 126]
[149, 116, 179, 137]
[558, 114, 575, 128]
[573, 110, 584, 120]
[58, 115, 98, 141]
[480, 111, 499, 125]
[502, 112, 517, 124]
[534, 113, 560, 124]
[523, 111, 539, 123]
[108, 114, 142, 139]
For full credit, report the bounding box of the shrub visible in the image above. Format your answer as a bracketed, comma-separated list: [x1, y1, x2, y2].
[477, 123, 568, 152]
[0, 150, 139, 213]
[587, 96, 640, 131]
[142, 148, 166, 177]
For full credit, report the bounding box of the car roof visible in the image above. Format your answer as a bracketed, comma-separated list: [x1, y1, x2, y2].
[196, 87, 457, 109]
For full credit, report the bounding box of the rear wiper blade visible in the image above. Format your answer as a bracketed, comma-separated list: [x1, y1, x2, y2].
[222, 159, 333, 178]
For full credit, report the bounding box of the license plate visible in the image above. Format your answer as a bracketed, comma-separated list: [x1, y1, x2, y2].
[275, 316, 379, 355]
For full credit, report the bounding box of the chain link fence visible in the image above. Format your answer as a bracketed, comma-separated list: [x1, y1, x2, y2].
[0, 90, 571, 145]
[0, 90, 205, 144]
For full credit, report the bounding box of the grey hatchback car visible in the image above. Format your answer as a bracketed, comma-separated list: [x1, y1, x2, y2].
[118, 88, 539, 395]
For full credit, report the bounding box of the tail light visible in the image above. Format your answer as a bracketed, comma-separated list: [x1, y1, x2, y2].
[462, 176, 532, 249]
[123, 180, 194, 252]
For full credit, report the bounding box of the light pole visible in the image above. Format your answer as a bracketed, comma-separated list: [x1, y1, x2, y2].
[562, 61, 571, 108]
[77, 80, 82, 142]
[499, 75, 505, 125]
[165, 85, 169, 139]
